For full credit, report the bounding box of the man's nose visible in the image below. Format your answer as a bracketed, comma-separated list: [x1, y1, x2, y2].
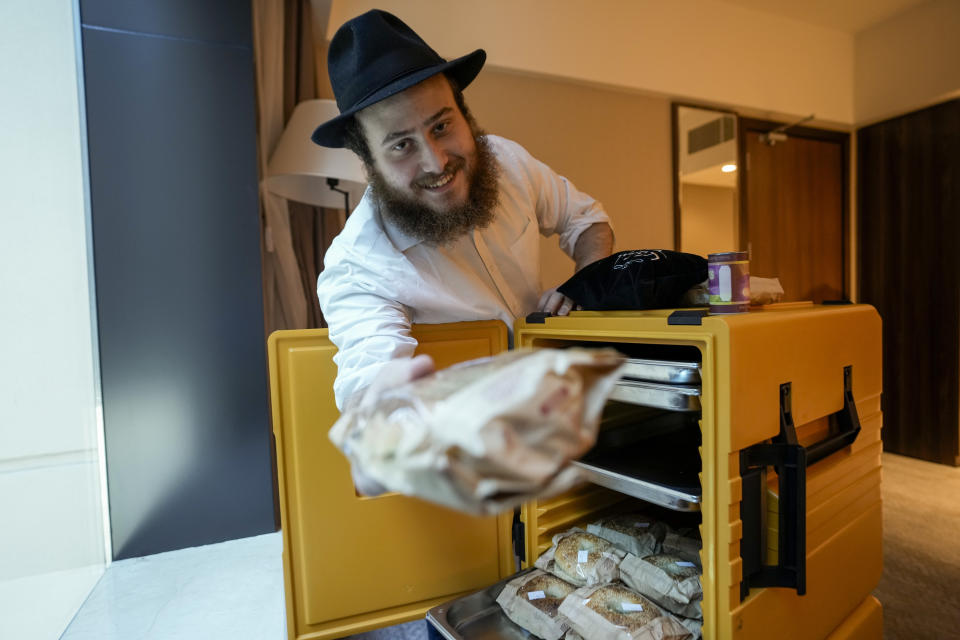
[419, 138, 447, 174]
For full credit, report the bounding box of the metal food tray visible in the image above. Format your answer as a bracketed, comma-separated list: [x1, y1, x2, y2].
[575, 424, 702, 512]
[609, 379, 701, 412]
[426, 570, 534, 640]
[621, 357, 701, 384]
[571, 460, 701, 511]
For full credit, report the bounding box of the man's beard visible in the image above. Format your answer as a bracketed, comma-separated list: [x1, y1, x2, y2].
[367, 133, 500, 246]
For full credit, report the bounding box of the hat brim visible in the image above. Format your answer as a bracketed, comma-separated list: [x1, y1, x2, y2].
[311, 48, 486, 148]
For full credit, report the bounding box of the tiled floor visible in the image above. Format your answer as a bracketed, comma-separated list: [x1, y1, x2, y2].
[61, 533, 286, 640]
[59, 532, 428, 640]
[0, 565, 103, 640]
[55, 453, 956, 639]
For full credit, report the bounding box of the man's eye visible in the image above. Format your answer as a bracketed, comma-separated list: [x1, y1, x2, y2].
[392, 140, 409, 152]
[434, 121, 449, 134]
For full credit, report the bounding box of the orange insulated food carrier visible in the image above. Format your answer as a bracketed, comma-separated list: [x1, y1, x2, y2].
[267, 303, 883, 640]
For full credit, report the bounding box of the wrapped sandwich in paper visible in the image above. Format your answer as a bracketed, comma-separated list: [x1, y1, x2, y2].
[496, 569, 577, 640]
[587, 513, 667, 558]
[329, 348, 625, 515]
[619, 553, 703, 619]
[557, 582, 691, 640]
[535, 527, 627, 587]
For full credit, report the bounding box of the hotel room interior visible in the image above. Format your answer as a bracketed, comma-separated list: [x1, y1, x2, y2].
[1, 1, 958, 639]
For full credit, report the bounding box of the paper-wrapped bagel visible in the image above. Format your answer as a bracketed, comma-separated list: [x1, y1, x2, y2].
[558, 582, 691, 640]
[535, 528, 627, 587]
[329, 348, 625, 515]
[496, 569, 577, 640]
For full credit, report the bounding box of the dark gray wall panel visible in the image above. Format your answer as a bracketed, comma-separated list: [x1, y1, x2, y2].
[81, 11, 273, 558]
[857, 99, 960, 466]
[80, 0, 251, 47]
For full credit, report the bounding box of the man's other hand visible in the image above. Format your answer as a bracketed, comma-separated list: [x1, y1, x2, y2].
[349, 354, 436, 496]
[537, 287, 579, 316]
[362, 354, 436, 406]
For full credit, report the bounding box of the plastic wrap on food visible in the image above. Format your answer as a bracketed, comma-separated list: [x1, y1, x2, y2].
[587, 513, 667, 558]
[676, 615, 703, 640]
[329, 348, 625, 515]
[749, 276, 784, 305]
[661, 527, 702, 566]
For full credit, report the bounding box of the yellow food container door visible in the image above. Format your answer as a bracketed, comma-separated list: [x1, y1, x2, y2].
[268, 321, 515, 640]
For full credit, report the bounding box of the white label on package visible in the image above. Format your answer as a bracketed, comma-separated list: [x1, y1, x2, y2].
[621, 603, 644, 612]
[634, 522, 651, 528]
[577, 550, 589, 563]
[527, 590, 546, 601]
[676, 561, 697, 567]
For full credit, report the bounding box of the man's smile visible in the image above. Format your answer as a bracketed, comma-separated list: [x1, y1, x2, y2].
[420, 170, 456, 190]
[415, 158, 466, 195]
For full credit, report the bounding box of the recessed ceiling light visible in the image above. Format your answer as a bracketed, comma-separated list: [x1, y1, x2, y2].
[721, 164, 737, 173]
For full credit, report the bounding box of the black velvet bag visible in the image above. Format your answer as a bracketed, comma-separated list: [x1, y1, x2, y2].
[557, 250, 707, 311]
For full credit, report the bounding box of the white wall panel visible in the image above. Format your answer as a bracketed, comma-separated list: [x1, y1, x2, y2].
[0, 0, 107, 636]
[0, 459, 105, 580]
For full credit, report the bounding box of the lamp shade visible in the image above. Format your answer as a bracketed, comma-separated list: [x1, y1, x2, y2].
[265, 99, 367, 210]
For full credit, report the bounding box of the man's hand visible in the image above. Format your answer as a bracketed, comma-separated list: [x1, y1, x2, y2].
[358, 354, 436, 409]
[537, 222, 614, 316]
[348, 354, 436, 496]
[537, 288, 578, 316]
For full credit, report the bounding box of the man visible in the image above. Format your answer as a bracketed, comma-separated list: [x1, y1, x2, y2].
[313, 10, 614, 411]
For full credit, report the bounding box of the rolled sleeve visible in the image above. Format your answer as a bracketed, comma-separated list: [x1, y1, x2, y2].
[504, 138, 612, 257]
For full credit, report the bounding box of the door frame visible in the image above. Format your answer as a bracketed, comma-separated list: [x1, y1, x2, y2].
[737, 118, 852, 301]
[670, 101, 741, 252]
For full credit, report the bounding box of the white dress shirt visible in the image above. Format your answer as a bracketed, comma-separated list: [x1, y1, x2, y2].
[316, 135, 611, 410]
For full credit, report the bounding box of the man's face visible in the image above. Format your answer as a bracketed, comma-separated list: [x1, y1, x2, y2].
[355, 75, 499, 245]
[357, 74, 476, 212]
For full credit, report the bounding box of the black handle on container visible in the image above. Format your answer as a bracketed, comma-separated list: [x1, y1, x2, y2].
[806, 366, 861, 465]
[739, 365, 860, 600]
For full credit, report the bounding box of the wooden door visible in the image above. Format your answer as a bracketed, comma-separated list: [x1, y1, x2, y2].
[740, 121, 848, 303]
[857, 99, 960, 466]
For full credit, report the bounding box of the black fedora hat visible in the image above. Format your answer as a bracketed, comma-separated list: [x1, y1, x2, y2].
[311, 10, 486, 148]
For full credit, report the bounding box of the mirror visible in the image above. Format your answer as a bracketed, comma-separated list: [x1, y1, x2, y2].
[672, 104, 740, 257]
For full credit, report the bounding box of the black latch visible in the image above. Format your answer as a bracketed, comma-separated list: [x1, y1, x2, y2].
[739, 381, 807, 599]
[525, 311, 551, 324]
[739, 365, 861, 600]
[668, 309, 709, 325]
[512, 511, 526, 564]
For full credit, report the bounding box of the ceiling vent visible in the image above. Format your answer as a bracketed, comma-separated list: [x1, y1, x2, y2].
[688, 115, 736, 154]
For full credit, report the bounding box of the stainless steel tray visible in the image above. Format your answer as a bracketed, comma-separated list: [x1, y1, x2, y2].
[576, 425, 702, 512]
[426, 570, 533, 640]
[621, 358, 701, 384]
[572, 460, 701, 511]
[610, 379, 701, 412]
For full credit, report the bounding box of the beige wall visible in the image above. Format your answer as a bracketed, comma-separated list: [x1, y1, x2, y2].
[466, 70, 673, 288]
[855, 0, 960, 125]
[328, 0, 853, 123]
[320, 1, 960, 298]
[329, 0, 855, 125]
[679, 184, 738, 258]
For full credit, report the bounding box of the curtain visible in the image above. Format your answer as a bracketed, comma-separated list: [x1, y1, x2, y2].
[253, 0, 340, 334]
